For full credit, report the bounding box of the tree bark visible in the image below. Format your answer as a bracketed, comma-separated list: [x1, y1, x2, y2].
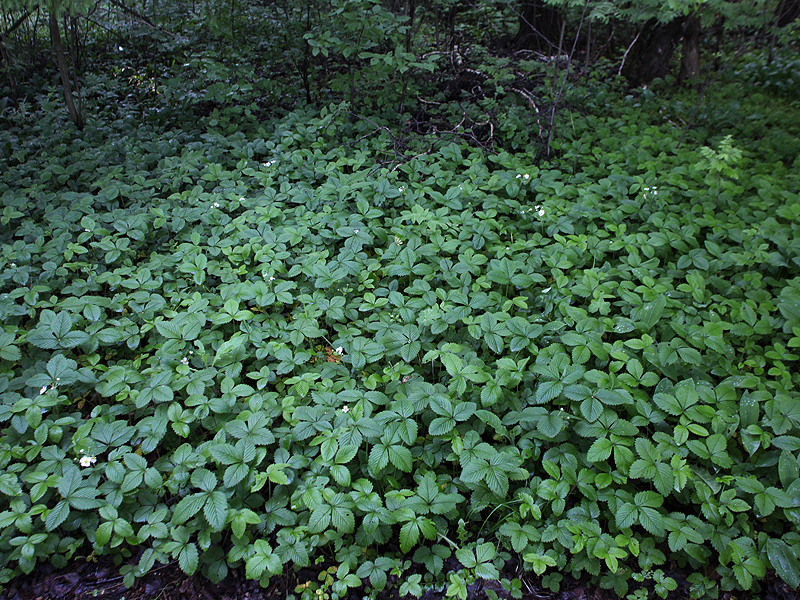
[0, 40, 19, 98]
[49, 9, 83, 129]
[513, 0, 563, 53]
[679, 14, 701, 85]
[624, 17, 683, 85]
[0, 8, 32, 97]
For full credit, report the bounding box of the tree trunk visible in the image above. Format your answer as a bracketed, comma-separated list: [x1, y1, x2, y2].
[710, 14, 725, 71]
[679, 14, 701, 85]
[0, 40, 18, 98]
[0, 9, 32, 98]
[624, 17, 683, 85]
[513, 0, 563, 53]
[49, 9, 83, 129]
[405, 0, 416, 53]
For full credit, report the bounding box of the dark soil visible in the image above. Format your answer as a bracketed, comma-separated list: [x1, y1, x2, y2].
[0, 556, 796, 600]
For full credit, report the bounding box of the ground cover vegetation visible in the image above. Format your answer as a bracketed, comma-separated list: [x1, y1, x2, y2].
[1, 0, 800, 599]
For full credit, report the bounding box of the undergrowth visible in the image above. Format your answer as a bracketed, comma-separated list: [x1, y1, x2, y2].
[1, 34, 800, 600]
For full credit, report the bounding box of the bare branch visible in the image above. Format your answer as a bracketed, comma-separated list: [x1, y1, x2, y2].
[106, 0, 183, 38]
[546, 0, 590, 157]
[0, 9, 34, 42]
[617, 32, 640, 77]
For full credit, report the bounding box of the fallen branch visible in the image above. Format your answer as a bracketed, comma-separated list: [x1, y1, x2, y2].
[107, 0, 183, 38]
[0, 9, 33, 42]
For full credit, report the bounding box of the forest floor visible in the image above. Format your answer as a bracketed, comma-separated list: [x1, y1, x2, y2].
[1, 556, 796, 600]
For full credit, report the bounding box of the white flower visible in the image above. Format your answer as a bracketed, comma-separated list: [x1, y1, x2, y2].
[269, 276, 275, 281]
[398, 186, 406, 192]
[79, 456, 97, 468]
[335, 347, 344, 356]
[543, 287, 552, 293]
[516, 174, 521, 179]
[341, 406, 349, 413]
[263, 159, 277, 167]
[239, 197, 245, 201]
[212, 202, 220, 208]
[39, 386, 47, 395]
[523, 174, 530, 180]
[181, 357, 189, 365]
[354, 229, 359, 234]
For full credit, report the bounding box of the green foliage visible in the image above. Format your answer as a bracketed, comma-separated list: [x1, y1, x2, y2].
[1, 4, 800, 596]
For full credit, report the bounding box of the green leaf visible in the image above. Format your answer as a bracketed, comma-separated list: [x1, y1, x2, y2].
[537, 412, 566, 438]
[368, 444, 390, 473]
[446, 572, 468, 600]
[779, 450, 799, 488]
[523, 552, 556, 576]
[500, 522, 538, 553]
[0, 473, 22, 496]
[580, 397, 603, 422]
[308, 506, 331, 533]
[172, 493, 206, 525]
[330, 503, 355, 533]
[400, 574, 423, 598]
[45, 499, 70, 531]
[587, 437, 613, 462]
[213, 335, 246, 367]
[767, 538, 800, 589]
[0, 332, 21, 361]
[452, 401, 477, 421]
[399, 520, 421, 553]
[639, 294, 666, 331]
[179, 543, 198, 575]
[536, 381, 563, 404]
[739, 393, 760, 428]
[429, 416, 455, 436]
[246, 540, 282, 579]
[616, 501, 637, 529]
[388, 445, 413, 472]
[95, 521, 113, 547]
[475, 541, 496, 564]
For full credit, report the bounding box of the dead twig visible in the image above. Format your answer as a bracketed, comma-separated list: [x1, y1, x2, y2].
[617, 31, 640, 77]
[510, 86, 543, 138]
